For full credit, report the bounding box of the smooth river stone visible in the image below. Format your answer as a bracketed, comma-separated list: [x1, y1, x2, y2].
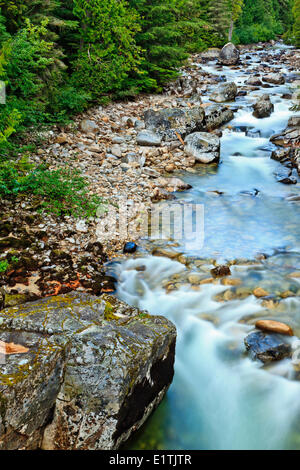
[255, 320, 294, 337]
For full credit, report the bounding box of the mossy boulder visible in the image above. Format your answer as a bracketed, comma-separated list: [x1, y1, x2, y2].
[0, 292, 176, 450]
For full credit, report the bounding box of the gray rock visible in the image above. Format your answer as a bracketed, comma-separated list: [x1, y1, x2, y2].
[80, 119, 99, 134]
[252, 94, 274, 118]
[210, 82, 238, 103]
[184, 132, 220, 163]
[144, 107, 205, 141]
[262, 73, 285, 85]
[204, 105, 234, 131]
[219, 43, 240, 65]
[137, 130, 162, 147]
[0, 293, 176, 450]
[244, 330, 292, 363]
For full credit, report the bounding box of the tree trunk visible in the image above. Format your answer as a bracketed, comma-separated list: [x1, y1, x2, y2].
[228, 18, 234, 42]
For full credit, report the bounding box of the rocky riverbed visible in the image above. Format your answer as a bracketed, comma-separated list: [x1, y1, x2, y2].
[0, 40, 300, 450]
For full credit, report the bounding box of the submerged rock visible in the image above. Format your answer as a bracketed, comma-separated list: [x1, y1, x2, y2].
[80, 119, 99, 134]
[252, 94, 274, 118]
[0, 293, 176, 450]
[246, 76, 263, 86]
[210, 82, 238, 103]
[244, 331, 292, 363]
[184, 132, 220, 163]
[144, 107, 205, 141]
[219, 43, 240, 65]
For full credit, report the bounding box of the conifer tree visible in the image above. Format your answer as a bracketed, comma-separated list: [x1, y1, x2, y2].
[293, 0, 300, 46]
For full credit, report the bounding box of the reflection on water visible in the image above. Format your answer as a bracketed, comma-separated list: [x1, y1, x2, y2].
[116, 44, 300, 450]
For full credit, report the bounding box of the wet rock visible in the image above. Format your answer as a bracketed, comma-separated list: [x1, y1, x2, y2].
[80, 119, 99, 134]
[255, 320, 293, 336]
[211, 265, 231, 277]
[123, 242, 137, 254]
[184, 132, 220, 163]
[137, 130, 162, 147]
[270, 127, 300, 147]
[262, 73, 285, 85]
[144, 107, 205, 141]
[288, 116, 300, 128]
[246, 77, 263, 86]
[244, 331, 292, 363]
[276, 173, 297, 185]
[219, 43, 240, 65]
[210, 82, 237, 103]
[0, 293, 176, 450]
[201, 48, 221, 60]
[252, 94, 274, 118]
[204, 105, 234, 131]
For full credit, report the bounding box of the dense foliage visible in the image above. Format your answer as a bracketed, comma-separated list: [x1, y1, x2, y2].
[235, 0, 294, 44]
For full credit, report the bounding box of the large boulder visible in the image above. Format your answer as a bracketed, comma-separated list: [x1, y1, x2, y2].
[244, 330, 292, 363]
[0, 293, 176, 450]
[137, 130, 162, 147]
[184, 132, 220, 163]
[219, 43, 240, 65]
[204, 105, 234, 131]
[252, 94, 274, 118]
[144, 107, 205, 141]
[210, 82, 238, 103]
[262, 73, 285, 85]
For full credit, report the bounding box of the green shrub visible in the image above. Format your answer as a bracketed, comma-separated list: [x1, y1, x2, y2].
[71, 0, 142, 100]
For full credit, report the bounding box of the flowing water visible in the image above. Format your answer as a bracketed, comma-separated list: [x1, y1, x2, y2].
[114, 44, 300, 450]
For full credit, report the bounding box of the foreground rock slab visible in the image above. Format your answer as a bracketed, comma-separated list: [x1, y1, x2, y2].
[0, 293, 176, 450]
[244, 331, 292, 363]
